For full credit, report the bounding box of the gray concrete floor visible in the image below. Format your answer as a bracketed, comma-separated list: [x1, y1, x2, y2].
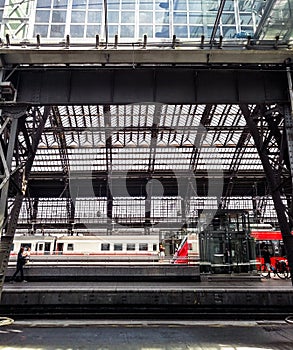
[0, 320, 293, 350]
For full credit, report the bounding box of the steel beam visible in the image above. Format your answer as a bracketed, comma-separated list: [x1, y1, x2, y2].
[4, 68, 289, 105]
[240, 103, 293, 285]
[0, 106, 51, 300]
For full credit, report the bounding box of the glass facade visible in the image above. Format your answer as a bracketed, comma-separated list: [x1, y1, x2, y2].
[0, 0, 292, 43]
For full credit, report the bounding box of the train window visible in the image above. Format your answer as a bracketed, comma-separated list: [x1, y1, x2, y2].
[67, 243, 74, 251]
[101, 243, 110, 251]
[139, 243, 148, 251]
[126, 243, 135, 251]
[114, 243, 123, 251]
[153, 244, 157, 251]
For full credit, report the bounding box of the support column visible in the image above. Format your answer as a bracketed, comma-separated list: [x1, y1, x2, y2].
[241, 104, 293, 284]
[0, 106, 51, 300]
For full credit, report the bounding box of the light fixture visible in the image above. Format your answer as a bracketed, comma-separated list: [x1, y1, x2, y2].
[182, 138, 193, 147]
[38, 140, 47, 148]
[127, 134, 136, 147]
[113, 134, 123, 147]
[50, 139, 59, 148]
[82, 133, 92, 147]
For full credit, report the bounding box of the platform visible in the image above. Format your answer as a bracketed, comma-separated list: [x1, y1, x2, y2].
[1, 275, 293, 320]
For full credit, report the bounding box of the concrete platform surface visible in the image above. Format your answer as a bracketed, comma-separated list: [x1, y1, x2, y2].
[0, 319, 293, 350]
[1, 276, 293, 320]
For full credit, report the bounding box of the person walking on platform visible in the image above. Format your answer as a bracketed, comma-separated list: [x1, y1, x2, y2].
[10, 247, 27, 282]
[262, 246, 274, 278]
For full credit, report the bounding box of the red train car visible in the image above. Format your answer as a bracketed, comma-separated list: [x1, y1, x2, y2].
[250, 230, 288, 267]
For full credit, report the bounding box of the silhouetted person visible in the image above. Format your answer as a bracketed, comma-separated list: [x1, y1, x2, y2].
[262, 246, 274, 278]
[11, 247, 27, 282]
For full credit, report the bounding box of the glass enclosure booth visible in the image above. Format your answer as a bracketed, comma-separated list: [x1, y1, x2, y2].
[199, 210, 256, 274]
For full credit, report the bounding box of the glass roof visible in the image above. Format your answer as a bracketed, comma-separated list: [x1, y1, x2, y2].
[0, 0, 292, 44]
[22, 103, 277, 176]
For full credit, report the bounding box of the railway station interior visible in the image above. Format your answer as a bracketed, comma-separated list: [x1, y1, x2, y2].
[0, 0, 293, 343]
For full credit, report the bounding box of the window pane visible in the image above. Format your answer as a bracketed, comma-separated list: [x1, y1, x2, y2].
[174, 26, 188, 38]
[35, 10, 51, 23]
[108, 11, 119, 23]
[34, 25, 49, 37]
[54, 0, 67, 8]
[37, 0, 49, 8]
[108, 0, 119, 10]
[88, 11, 102, 23]
[67, 244, 74, 251]
[71, 11, 86, 23]
[52, 11, 67, 23]
[139, 25, 153, 37]
[121, 0, 135, 10]
[50, 25, 65, 37]
[108, 25, 118, 36]
[89, 0, 102, 9]
[139, 0, 153, 10]
[101, 243, 110, 251]
[86, 25, 101, 37]
[139, 243, 148, 251]
[72, 0, 86, 9]
[121, 11, 135, 23]
[127, 243, 135, 251]
[114, 243, 123, 251]
[121, 25, 134, 37]
[174, 12, 187, 24]
[70, 25, 84, 37]
[139, 12, 153, 23]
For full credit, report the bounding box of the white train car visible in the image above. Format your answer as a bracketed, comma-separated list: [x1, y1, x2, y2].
[11, 235, 56, 255]
[55, 235, 160, 256]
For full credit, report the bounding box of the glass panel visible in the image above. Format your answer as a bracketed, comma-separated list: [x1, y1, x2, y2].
[101, 243, 110, 251]
[190, 26, 203, 37]
[139, 243, 148, 251]
[121, 11, 135, 23]
[72, 0, 87, 9]
[35, 10, 51, 23]
[108, 25, 118, 36]
[140, 12, 153, 22]
[155, 26, 169, 37]
[86, 25, 101, 36]
[127, 243, 135, 251]
[71, 11, 86, 23]
[70, 25, 84, 37]
[174, 12, 187, 24]
[108, 0, 120, 10]
[174, 25, 188, 38]
[108, 11, 119, 23]
[121, 0, 136, 10]
[188, 0, 202, 11]
[37, 0, 49, 7]
[120, 25, 134, 37]
[139, 25, 153, 37]
[189, 13, 203, 25]
[34, 25, 49, 37]
[89, 0, 102, 9]
[114, 243, 123, 251]
[53, 0, 67, 8]
[50, 25, 65, 37]
[88, 11, 102, 23]
[174, 0, 187, 11]
[139, 0, 153, 10]
[52, 11, 67, 23]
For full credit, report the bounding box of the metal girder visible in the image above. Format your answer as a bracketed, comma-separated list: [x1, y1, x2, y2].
[51, 106, 74, 233]
[0, 47, 292, 67]
[240, 103, 293, 285]
[0, 106, 51, 300]
[5, 68, 289, 105]
[103, 105, 113, 234]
